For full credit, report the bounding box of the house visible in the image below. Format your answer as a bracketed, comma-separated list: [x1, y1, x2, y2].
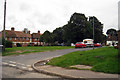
[2, 27, 42, 47]
[106, 34, 118, 46]
[31, 31, 43, 46]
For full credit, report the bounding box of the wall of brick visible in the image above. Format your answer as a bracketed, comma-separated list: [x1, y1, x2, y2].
[118, 30, 120, 49]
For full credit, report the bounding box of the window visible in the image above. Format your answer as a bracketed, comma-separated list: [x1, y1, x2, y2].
[22, 37, 24, 40]
[14, 43, 16, 46]
[15, 37, 16, 40]
[35, 38, 37, 41]
[10, 38, 12, 40]
[18, 37, 20, 40]
[26, 37, 29, 41]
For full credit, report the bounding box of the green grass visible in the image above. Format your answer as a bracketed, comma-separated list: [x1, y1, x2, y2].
[47, 47, 119, 74]
[3, 46, 74, 56]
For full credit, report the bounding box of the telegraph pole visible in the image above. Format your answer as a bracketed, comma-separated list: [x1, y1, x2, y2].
[3, 0, 6, 39]
[3, 0, 7, 50]
[93, 16, 94, 50]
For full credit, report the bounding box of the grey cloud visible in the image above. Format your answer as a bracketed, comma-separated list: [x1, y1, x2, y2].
[7, 15, 18, 24]
[19, 3, 30, 12]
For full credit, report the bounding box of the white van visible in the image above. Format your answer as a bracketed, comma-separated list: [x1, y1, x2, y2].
[83, 39, 93, 47]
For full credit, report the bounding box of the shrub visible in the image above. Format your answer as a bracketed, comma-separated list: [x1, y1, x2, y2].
[5, 40, 12, 48]
[17, 43, 22, 47]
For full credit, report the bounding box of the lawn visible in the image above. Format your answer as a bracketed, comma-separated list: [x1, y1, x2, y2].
[2, 46, 74, 56]
[47, 47, 119, 74]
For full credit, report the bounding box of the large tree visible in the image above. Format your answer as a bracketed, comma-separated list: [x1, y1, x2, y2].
[89, 16, 104, 43]
[39, 30, 53, 44]
[106, 28, 117, 36]
[52, 27, 64, 43]
[63, 13, 93, 44]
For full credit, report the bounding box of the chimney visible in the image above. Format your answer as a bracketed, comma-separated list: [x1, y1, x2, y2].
[28, 31, 30, 34]
[38, 30, 40, 34]
[11, 27, 15, 31]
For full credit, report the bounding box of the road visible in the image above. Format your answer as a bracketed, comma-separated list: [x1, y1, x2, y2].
[2, 48, 94, 79]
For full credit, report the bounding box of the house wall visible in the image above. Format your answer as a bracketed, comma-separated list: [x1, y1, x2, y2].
[118, 30, 120, 49]
[6, 37, 31, 47]
[106, 41, 118, 46]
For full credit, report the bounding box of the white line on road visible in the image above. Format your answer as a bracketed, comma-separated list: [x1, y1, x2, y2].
[9, 61, 16, 64]
[9, 64, 16, 67]
[2, 62, 8, 65]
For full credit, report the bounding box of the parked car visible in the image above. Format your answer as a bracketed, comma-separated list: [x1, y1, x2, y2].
[94, 43, 101, 47]
[75, 42, 86, 48]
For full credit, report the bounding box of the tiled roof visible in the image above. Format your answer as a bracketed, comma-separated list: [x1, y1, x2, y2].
[107, 35, 118, 41]
[4, 30, 31, 38]
[31, 33, 41, 39]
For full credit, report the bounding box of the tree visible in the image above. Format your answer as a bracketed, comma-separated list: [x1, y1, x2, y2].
[40, 30, 53, 45]
[106, 28, 117, 36]
[63, 13, 92, 44]
[52, 27, 64, 43]
[89, 16, 104, 43]
[23, 28, 29, 34]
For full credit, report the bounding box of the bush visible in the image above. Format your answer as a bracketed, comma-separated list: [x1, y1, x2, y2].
[17, 43, 22, 47]
[5, 40, 12, 48]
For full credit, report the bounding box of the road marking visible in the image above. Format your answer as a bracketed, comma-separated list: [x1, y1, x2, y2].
[27, 65, 31, 67]
[28, 68, 33, 71]
[2, 62, 8, 65]
[17, 63, 25, 66]
[9, 64, 16, 67]
[9, 61, 16, 64]
[21, 66, 27, 69]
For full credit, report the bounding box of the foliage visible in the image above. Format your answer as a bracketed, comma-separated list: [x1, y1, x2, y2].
[1, 37, 12, 48]
[39, 30, 53, 44]
[5, 40, 13, 48]
[40, 12, 105, 45]
[106, 28, 117, 36]
[17, 43, 22, 47]
[48, 47, 119, 74]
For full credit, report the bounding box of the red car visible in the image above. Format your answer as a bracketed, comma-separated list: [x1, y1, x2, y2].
[75, 42, 86, 48]
[94, 43, 101, 47]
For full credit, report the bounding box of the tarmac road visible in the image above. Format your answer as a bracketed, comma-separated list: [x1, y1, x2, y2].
[2, 47, 94, 79]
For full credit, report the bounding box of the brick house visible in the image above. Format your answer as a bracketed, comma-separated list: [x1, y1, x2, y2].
[106, 34, 118, 46]
[3, 27, 42, 47]
[31, 31, 43, 46]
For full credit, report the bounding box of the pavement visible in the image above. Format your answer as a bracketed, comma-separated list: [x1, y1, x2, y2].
[32, 58, 119, 79]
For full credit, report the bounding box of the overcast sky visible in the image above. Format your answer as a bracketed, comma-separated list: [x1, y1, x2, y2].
[0, 0, 119, 34]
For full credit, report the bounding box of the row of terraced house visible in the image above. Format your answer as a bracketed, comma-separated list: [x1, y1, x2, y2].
[3, 27, 44, 47]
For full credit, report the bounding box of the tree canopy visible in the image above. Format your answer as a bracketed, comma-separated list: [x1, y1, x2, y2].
[39, 12, 105, 45]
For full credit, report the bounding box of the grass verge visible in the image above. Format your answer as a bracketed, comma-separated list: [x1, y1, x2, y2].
[47, 47, 119, 74]
[3, 46, 74, 56]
